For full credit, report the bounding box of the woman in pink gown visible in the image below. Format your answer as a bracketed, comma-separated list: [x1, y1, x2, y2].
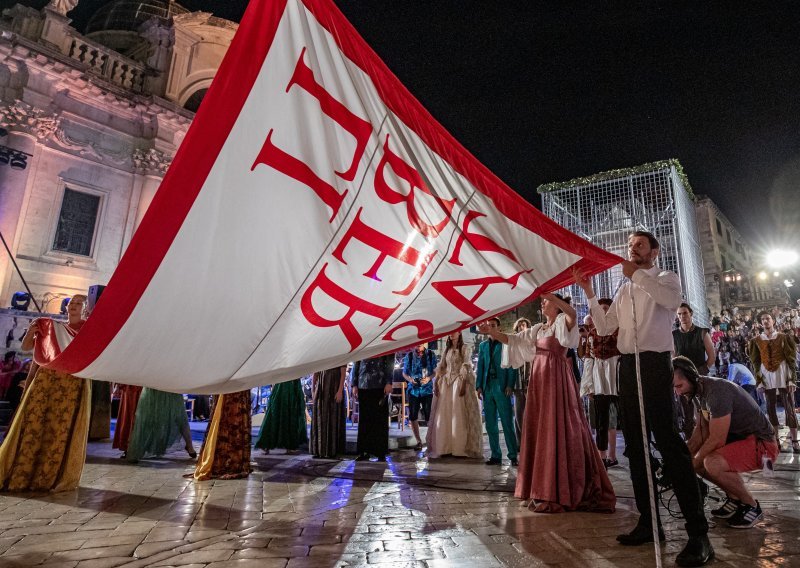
[481, 293, 615, 513]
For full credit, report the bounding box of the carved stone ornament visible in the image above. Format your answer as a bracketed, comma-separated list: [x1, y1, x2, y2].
[132, 148, 172, 174]
[45, 0, 79, 17]
[0, 101, 60, 140]
[53, 126, 131, 165]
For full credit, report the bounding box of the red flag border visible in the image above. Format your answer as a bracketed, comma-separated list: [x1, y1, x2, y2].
[51, 0, 619, 374]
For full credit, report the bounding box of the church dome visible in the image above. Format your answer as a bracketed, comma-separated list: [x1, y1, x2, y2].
[85, 0, 189, 34]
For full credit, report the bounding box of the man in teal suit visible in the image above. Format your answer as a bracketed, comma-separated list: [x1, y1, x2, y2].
[476, 317, 519, 466]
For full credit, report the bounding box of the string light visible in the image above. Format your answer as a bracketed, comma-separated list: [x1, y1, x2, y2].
[537, 159, 695, 199]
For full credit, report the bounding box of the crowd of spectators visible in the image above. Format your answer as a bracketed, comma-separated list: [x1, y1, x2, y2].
[706, 303, 800, 411]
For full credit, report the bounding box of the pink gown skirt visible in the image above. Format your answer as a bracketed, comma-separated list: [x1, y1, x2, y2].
[514, 335, 616, 513]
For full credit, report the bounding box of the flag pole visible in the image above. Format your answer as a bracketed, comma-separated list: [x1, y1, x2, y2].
[0, 229, 42, 313]
[629, 288, 662, 568]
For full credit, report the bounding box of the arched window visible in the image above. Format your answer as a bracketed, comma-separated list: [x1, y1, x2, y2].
[183, 88, 208, 113]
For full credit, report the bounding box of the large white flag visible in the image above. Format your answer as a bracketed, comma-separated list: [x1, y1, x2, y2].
[48, 0, 619, 393]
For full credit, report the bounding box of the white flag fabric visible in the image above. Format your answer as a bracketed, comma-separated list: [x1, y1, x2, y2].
[48, 0, 620, 393]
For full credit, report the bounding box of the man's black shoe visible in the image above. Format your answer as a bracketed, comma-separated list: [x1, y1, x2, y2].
[485, 457, 501, 465]
[675, 534, 714, 567]
[616, 524, 665, 546]
[354, 453, 370, 461]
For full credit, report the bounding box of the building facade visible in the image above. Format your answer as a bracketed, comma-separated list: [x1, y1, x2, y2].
[538, 160, 709, 326]
[695, 195, 789, 313]
[0, 0, 236, 311]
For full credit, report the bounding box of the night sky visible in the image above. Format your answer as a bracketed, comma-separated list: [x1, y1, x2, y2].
[41, 1, 800, 251]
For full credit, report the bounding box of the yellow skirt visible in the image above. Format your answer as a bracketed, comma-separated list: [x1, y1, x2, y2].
[0, 367, 91, 492]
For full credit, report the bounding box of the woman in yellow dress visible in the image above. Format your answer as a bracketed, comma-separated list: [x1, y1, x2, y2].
[0, 295, 92, 492]
[191, 390, 252, 480]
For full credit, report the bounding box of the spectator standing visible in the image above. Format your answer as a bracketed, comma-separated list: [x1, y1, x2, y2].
[673, 303, 715, 437]
[255, 379, 308, 454]
[510, 318, 533, 447]
[588, 298, 622, 468]
[427, 331, 482, 459]
[310, 366, 347, 459]
[352, 354, 394, 461]
[748, 312, 798, 452]
[476, 317, 518, 466]
[0, 351, 20, 399]
[402, 344, 437, 451]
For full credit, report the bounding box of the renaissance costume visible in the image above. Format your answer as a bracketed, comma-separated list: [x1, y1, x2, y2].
[506, 314, 615, 513]
[193, 390, 252, 480]
[0, 318, 90, 492]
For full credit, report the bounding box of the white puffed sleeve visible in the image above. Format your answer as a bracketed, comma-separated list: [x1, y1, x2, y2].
[459, 346, 476, 386]
[553, 313, 579, 348]
[504, 325, 541, 369]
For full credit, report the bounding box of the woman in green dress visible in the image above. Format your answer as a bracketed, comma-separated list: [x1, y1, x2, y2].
[255, 378, 307, 453]
[126, 388, 196, 461]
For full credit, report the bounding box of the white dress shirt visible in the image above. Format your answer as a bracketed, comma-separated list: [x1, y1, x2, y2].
[590, 265, 682, 354]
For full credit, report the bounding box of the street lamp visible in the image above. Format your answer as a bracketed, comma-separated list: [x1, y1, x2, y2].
[766, 249, 799, 268]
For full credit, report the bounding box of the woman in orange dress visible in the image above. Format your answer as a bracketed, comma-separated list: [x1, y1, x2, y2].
[192, 390, 252, 480]
[112, 384, 143, 458]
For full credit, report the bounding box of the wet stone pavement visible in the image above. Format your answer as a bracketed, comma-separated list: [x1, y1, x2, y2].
[0, 428, 799, 568]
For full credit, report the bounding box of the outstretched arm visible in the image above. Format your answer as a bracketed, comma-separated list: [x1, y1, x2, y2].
[541, 292, 576, 330]
[575, 270, 619, 335]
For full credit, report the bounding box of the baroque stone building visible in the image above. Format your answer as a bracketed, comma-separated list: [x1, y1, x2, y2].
[695, 195, 788, 313]
[0, 0, 236, 310]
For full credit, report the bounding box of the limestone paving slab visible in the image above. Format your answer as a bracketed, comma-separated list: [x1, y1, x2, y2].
[0, 428, 796, 567]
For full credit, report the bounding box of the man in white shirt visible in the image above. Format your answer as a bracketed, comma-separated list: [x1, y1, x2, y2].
[577, 231, 712, 567]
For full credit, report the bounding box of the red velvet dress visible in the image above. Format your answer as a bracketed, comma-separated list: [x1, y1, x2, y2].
[112, 384, 143, 452]
[509, 317, 615, 513]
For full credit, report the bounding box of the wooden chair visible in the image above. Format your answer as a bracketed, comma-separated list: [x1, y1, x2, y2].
[184, 398, 195, 421]
[390, 381, 409, 431]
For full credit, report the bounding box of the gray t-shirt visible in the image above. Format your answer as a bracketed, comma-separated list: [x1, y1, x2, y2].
[693, 376, 774, 442]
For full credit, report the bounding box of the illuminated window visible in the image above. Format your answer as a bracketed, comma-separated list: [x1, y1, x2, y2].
[53, 189, 100, 257]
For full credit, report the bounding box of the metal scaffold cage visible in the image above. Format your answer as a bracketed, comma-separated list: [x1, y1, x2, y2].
[538, 159, 708, 327]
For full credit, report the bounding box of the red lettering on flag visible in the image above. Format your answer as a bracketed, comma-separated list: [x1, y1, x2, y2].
[449, 210, 518, 266]
[382, 319, 466, 342]
[301, 263, 400, 351]
[251, 47, 373, 221]
[332, 208, 436, 296]
[431, 269, 533, 319]
[374, 135, 455, 238]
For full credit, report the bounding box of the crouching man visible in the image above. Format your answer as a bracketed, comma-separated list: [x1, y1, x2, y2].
[672, 356, 778, 529]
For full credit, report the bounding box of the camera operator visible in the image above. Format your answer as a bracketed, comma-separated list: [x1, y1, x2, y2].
[672, 356, 778, 529]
